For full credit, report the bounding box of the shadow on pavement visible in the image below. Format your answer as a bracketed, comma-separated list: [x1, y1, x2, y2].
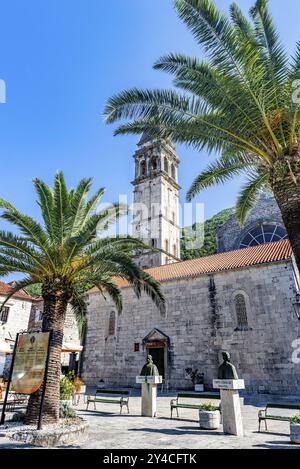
[129, 427, 224, 437]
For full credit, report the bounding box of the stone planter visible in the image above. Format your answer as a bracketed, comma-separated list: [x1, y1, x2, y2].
[199, 410, 221, 430]
[195, 384, 204, 392]
[290, 423, 300, 444]
[9, 419, 89, 447]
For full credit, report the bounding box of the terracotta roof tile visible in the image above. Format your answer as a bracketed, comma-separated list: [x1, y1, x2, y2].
[89, 240, 293, 292]
[0, 282, 37, 302]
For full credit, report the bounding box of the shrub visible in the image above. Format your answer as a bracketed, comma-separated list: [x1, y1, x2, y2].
[59, 402, 77, 419]
[199, 402, 219, 412]
[290, 414, 300, 424]
[60, 375, 74, 400]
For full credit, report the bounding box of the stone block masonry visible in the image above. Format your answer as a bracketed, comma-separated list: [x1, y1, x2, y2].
[83, 259, 300, 396]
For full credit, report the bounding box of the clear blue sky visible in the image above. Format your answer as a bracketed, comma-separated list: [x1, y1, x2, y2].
[0, 0, 300, 224]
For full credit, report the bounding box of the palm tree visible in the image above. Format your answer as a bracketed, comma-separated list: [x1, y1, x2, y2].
[0, 172, 165, 425]
[104, 0, 300, 272]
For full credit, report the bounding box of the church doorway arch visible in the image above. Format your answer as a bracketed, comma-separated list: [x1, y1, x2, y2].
[142, 329, 170, 379]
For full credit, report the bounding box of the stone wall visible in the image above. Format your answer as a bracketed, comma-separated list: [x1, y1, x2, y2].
[83, 260, 300, 396]
[217, 196, 285, 253]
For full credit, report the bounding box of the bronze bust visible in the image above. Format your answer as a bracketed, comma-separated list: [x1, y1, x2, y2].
[140, 354, 160, 376]
[218, 351, 238, 380]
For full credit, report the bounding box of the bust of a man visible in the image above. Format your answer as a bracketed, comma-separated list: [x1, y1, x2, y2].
[140, 354, 160, 377]
[218, 351, 239, 380]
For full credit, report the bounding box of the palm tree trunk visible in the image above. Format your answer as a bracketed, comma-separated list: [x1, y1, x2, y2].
[271, 158, 300, 274]
[25, 288, 70, 426]
[78, 322, 87, 378]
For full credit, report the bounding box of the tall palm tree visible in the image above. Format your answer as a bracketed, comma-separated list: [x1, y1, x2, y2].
[104, 0, 300, 272]
[0, 172, 165, 425]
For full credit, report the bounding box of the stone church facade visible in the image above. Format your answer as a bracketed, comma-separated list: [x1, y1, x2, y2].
[83, 137, 300, 396]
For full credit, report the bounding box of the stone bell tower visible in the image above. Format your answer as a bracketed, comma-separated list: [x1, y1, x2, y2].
[132, 132, 181, 268]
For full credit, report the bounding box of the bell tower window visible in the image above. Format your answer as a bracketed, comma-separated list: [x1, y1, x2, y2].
[164, 157, 169, 174]
[140, 160, 147, 177]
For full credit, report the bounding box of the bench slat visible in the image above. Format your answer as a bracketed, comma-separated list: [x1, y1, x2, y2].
[95, 389, 129, 396]
[266, 403, 300, 410]
[89, 399, 124, 404]
[173, 403, 220, 409]
[177, 393, 220, 400]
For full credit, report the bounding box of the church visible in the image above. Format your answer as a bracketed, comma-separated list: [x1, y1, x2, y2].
[82, 135, 300, 396]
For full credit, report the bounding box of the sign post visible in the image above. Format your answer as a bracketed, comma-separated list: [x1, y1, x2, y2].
[0, 333, 19, 425]
[0, 331, 51, 428]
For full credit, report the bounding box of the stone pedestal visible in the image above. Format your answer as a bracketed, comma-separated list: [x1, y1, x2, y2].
[213, 379, 245, 437]
[136, 376, 162, 417]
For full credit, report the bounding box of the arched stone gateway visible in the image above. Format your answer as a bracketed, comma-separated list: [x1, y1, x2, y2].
[142, 329, 170, 380]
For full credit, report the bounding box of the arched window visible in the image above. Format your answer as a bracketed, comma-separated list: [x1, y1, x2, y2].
[140, 160, 147, 177]
[165, 239, 169, 253]
[234, 294, 248, 329]
[151, 238, 156, 248]
[108, 311, 116, 336]
[171, 164, 176, 179]
[151, 157, 157, 171]
[164, 157, 169, 174]
[239, 223, 287, 249]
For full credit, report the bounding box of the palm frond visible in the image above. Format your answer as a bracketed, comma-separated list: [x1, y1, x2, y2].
[186, 158, 251, 201]
[236, 171, 270, 224]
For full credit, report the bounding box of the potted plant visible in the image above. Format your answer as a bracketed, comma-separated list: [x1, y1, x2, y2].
[60, 375, 74, 408]
[199, 402, 221, 430]
[185, 368, 204, 392]
[290, 415, 300, 444]
[73, 376, 86, 394]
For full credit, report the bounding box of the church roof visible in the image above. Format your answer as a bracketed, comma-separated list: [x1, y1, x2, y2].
[89, 240, 292, 292]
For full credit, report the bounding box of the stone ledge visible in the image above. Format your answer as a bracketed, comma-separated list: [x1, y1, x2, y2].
[6, 419, 89, 448]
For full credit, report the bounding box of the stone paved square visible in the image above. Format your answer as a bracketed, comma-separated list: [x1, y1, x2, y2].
[1, 393, 300, 449]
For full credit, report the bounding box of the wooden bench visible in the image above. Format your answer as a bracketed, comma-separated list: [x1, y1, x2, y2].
[258, 403, 300, 431]
[86, 389, 130, 414]
[170, 392, 221, 418]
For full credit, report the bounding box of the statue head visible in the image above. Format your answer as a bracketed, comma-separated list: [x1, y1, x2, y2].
[222, 351, 231, 362]
[147, 354, 153, 364]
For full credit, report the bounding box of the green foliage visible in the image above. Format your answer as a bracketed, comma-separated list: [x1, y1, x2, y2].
[199, 402, 219, 412]
[105, 0, 300, 223]
[0, 172, 165, 317]
[60, 375, 74, 400]
[290, 414, 300, 424]
[24, 283, 42, 297]
[59, 402, 77, 419]
[181, 208, 234, 260]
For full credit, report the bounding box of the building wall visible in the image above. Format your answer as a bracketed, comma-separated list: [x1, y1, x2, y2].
[217, 196, 285, 253]
[83, 260, 300, 395]
[0, 296, 33, 341]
